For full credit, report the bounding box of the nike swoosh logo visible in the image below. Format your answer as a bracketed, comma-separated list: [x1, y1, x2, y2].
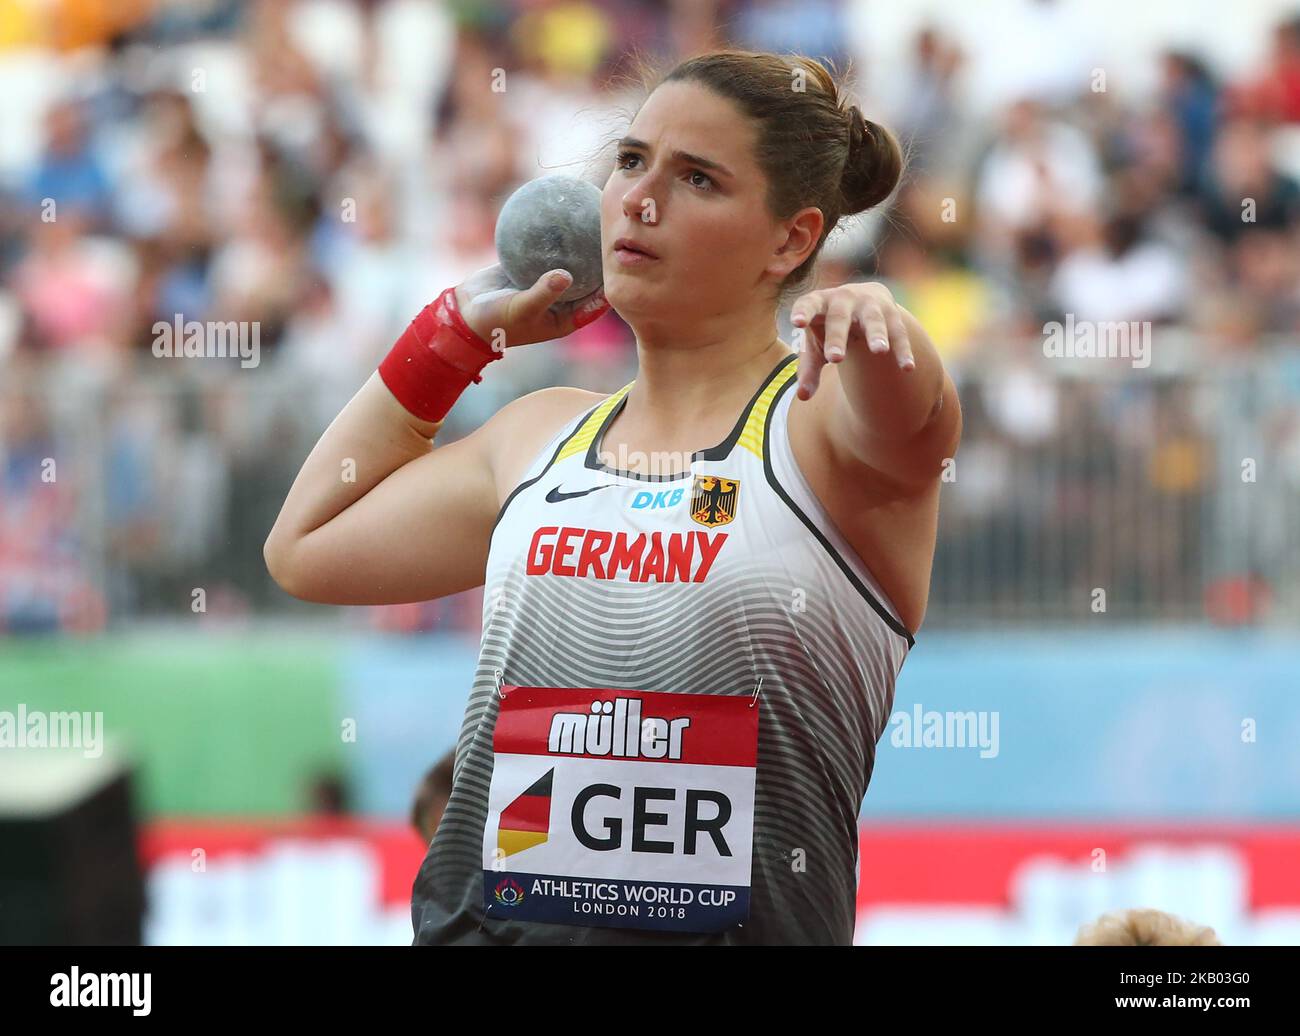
[545, 483, 615, 503]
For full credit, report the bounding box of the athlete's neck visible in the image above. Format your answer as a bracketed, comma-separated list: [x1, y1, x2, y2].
[623, 311, 793, 431]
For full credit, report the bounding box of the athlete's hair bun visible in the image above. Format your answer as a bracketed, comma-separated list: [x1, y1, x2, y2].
[841, 104, 902, 215]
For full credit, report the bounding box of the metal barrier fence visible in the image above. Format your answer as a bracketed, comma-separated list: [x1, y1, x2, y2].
[2, 337, 1298, 633]
[931, 342, 1300, 627]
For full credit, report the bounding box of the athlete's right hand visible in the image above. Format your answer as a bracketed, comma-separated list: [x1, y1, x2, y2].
[454, 263, 610, 350]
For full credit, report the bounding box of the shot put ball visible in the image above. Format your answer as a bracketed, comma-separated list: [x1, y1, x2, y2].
[494, 174, 604, 303]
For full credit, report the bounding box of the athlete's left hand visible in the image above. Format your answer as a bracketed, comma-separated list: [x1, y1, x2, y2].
[789, 282, 914, 401]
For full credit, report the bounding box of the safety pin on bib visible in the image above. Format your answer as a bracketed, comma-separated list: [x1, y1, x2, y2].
[493, 669, 505, 701]
[749, 676, 763, 708]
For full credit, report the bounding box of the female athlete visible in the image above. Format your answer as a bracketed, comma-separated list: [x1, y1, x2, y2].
[265, 50, 962, 945]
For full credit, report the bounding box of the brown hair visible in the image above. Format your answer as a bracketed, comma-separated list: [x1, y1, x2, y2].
[1074, 909, 1223, 946]
[410, 748, 456, 841]
[619, 48, 904, 299]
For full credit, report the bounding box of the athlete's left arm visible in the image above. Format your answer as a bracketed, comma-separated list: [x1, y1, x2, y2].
[789, 281, 961, 492]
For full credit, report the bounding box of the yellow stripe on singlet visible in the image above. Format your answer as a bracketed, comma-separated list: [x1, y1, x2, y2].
[560, 354, 800, 465]
[736, 354, 799, 459]
[555, 381, 635, 462]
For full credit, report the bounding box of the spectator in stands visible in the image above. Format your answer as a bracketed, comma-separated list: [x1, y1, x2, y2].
[974, 98, 1105, 296]
[1157, 50, 1220, 197]
[0, 358, 104, 633]
[892, 27, 965, 178]
[1229, 15, 1300, 124]
[1197, 116, 1300, 246]
[1049, 204, 1187, 324]
[26, 100, 113, 231]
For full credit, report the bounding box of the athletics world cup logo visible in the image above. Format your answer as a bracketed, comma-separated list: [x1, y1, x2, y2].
[494, 877, 526, 907]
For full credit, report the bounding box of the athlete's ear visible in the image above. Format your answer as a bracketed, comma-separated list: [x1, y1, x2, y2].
[765, 207, 822, 281]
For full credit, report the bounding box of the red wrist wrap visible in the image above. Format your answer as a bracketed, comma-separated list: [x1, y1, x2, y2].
[377, 286, 501, 423]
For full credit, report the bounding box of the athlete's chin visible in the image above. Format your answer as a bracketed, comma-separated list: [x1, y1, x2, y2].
[605, 263, 665, 284]
[603, 271, 674, 315]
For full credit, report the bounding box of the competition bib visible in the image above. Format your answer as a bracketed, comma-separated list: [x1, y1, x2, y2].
[481, 685, 758, 933]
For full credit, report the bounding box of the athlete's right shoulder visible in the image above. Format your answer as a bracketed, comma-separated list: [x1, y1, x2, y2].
[483, 385, 607, 496]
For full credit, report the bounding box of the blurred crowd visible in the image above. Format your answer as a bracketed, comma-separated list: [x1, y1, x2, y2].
[1, 0, 1299, 634]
